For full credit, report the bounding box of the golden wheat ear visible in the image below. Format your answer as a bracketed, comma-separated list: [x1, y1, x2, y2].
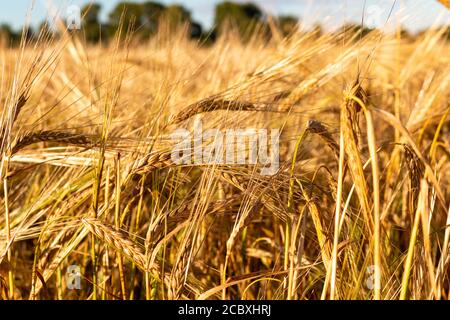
[437, 0, 450, 9]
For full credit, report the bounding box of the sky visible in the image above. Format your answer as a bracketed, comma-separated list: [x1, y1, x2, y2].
[0, 0, 449, 33]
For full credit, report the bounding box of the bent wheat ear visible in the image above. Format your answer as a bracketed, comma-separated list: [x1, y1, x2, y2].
[12, 131, 94, 154]
[132, 151, 173, 175]
[81, 218, 207, 297]
[170, 98, 257, 124]
[12, 93, 29, 123]
[307, 120, 339, 159]
[82, 218, 148, 271]
[403, 144, 425, 211]
[0, 93, 29, 148]
[340, 83, 374, 230]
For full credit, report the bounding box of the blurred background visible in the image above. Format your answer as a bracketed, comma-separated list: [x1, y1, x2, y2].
[0, 1, 449, 45]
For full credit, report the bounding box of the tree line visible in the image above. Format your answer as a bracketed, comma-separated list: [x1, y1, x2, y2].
[0, 1, 448, 46]
[0, 1, 300, 45]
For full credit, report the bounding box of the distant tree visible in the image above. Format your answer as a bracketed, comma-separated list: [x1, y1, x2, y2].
[276, 15, 299, 37]
[107, 2, 201, 40]
[190, 21, 203, 39]
[141, 1, 166, 35]
[162, 4, 203, 38]
[0, 24, 17, 46]
[337, 23, 373, 40]
[83, 3, 102, 24]
[35, 21, 56, 40]
[81, 3, 103, 42]
[396, 27, 412, 40]
[214, 1, 264, 40]
[311, 24, 323, 37]
[0, 24, 33, 46]
[107, 2, 146, 38]
[198, 27, 218, 45]
[0, 24, 30, 45]
[163, 5, 190, 30]
[416, 26, 449, 41]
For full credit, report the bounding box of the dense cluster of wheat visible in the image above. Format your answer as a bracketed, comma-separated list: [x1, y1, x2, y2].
[0, 23, 449, 300]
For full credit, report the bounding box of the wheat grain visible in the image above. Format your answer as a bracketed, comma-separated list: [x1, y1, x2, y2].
[82, 218, 148, 271]
[12, 131, 93, 154]
[170, 98, 258, 124]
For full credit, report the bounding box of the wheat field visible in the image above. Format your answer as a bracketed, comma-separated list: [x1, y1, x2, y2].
[0, 16, 449, 300]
